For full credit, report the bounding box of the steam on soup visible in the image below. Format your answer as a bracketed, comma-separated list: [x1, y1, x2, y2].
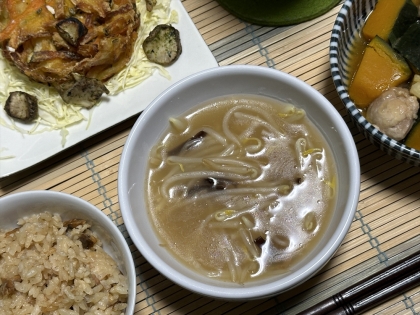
[146, 95, 337, 283]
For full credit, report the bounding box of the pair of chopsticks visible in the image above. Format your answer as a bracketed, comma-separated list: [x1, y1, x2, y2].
[297, 250, 420, 315]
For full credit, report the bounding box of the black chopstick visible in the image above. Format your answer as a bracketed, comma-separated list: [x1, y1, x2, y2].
[297, 250, 420, 315]
[326, 270, 420, 315]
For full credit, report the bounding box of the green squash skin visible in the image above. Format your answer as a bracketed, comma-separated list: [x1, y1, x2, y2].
[393, 21, 420, 73]
[215, 0, 341, 26]
[389, 0, 418, 48]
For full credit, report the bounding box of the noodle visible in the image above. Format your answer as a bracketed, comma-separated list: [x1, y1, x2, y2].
[201, 127, 228, 146]
[202, 158, 259, 177]
[209, 221, 241, 229]
[233, 111, 284, 136]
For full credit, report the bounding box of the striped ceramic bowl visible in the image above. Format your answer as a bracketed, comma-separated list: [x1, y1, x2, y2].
[330, 0, 420, 166]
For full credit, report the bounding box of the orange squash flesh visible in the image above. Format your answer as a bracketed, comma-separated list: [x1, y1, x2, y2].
[348, 36, 412, 109]
[362, 0, 406, 41]
[405, 123, 420, 150]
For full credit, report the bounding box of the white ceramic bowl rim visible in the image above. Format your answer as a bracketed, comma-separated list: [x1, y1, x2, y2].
[119, 65, 360, 300]
[0, 190, 136, 314]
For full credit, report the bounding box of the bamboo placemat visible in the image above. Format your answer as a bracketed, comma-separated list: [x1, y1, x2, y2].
[1, 0, 420, 314]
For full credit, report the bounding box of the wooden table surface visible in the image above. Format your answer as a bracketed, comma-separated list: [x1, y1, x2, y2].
[1, 0, 420, 314]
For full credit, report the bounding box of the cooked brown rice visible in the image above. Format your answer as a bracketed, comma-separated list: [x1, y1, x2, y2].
[0, 212, 128, 315]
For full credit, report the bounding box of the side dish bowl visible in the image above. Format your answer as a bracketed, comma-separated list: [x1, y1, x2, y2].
[330, 0, 420, 166]
[0, 190, 136, 314]
[118, 65, 360, 300]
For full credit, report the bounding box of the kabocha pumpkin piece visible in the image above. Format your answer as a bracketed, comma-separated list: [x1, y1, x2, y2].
[393, 21, 420, 74]
[405, 121, 420, 150]
[348, 36, 412, 109]
[389, 0, 418, 47]
[362, 0, 417, 43]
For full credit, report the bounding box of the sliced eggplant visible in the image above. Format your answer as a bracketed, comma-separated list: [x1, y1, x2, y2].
[56, 17, 88, 46]
[4, 91, 38, 121]
[54, 74, 109, 108]
[52, 32, 72, 51]
[142, 24, 182, 66]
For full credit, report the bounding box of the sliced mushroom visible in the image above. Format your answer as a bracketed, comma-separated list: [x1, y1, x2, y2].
[4, 91, 38, 121]
[187, 177, 236, 196]
[56, 17, 88, 46]
[90, 273, 101, 285]
[5, 227, 20, 237]
[142, 24, 182, 66]
[79, 232, 98, 249]
[54, 74, 110, 108]
[63, 219, 87, 229]
[0, 276, 21, 297]
[52, 32, 73, 51]
[254, 236, 266, 248]
[168, 131, 207, 156]
[205, 177, 235, 190]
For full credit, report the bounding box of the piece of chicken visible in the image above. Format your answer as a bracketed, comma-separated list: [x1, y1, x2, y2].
[367, 87, 419, 141]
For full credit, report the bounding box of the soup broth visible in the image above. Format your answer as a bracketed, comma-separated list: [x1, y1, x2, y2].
[146, 95, 337, 283]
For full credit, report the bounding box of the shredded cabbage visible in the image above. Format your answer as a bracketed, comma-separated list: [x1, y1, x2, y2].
[0, 148, 14, 159]
[0, 0, 178, 150]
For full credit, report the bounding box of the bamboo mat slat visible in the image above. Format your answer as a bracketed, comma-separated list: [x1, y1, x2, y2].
[1, 0, 420, 314]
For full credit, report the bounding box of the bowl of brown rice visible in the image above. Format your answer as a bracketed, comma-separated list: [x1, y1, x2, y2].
[0, 190, 136, 315]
